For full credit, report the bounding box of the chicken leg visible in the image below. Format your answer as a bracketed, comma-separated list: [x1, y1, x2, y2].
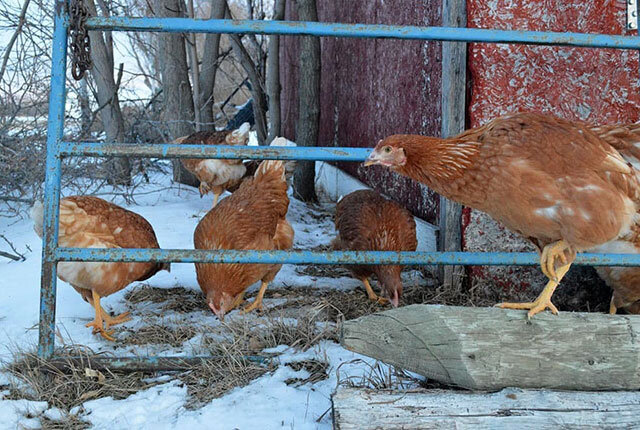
[85, 290, 116, 341]
[243, 281, 269, 313]
[498, 240, 575, 318]
[361, 278, 389, 305]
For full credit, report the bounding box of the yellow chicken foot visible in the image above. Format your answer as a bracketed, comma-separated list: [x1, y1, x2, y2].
[85, 290, 116, 341]
[361, 278, 389, 305]
[101, 307, 131, 329]
[609, 296, 618, 315]
[212, 192, 220, 208]
[243, 281, 269, 313]
[497, 263, 571, 319]
[539, 240, 574, 282]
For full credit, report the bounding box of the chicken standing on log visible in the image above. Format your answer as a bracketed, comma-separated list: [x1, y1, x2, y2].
[31, 197, 169, 340]
[365, 112, 640, 318]
[194, 159, 294, 320]
[176, 122, 251, 207]
[333, 190, 417, 307]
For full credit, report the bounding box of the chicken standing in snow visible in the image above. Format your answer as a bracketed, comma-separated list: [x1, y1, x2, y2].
[175, 123, 251, 207]
[31, 196, 169, 340]
[365, 112, 640, 318]
[193, 159, 294, 320]
[333, 190, 417, 307]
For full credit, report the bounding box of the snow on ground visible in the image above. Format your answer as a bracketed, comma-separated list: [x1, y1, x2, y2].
[0, 173, 422, 429]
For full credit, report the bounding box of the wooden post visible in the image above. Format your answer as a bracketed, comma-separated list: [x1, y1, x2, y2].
[438, 0, 467, 290]
[341, 304, 640, 391]
[332, 387, 640, 429]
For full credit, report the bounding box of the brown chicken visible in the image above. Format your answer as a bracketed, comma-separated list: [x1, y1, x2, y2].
[176, 122, 250, 207]
[333, 190, 417, 307]
[31, 196, 169, 340]
[193, 159, 294, 320]
[365, 112, 640, 318]
[587, 123, 640, 314]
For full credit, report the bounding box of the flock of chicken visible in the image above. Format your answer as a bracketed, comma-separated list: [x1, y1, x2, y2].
[30, 112, 640, 341]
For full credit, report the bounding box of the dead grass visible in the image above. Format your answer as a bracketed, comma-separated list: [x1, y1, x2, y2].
[284, 359, 329, 387]
[120, 323, 199, 348]
[4, 345, 158, 413]
[124, 284, 207, 313]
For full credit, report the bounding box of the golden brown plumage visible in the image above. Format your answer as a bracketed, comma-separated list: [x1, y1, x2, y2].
[588, 122, 640, 314]
[31, 196, 168, 340]
[333, 190, 417, 307]
[193, 159, 294, 320]
[366, 112, 640, 317]
[176, 123, 250, 207]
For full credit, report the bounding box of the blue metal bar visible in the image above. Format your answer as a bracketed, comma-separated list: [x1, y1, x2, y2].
[84, 18, 640, 50]
[54, 248, 640, 267]
[38, 0, 67, 360]
[59, 141, 371, 161]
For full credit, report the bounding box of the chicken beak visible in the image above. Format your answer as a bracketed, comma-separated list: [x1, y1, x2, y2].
[209, 300, 225, 321]
[363, 152, 378, 167]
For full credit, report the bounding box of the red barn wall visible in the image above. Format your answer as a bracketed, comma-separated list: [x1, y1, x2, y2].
[463, 0, 640, 308]
[280, 0, 443, 223]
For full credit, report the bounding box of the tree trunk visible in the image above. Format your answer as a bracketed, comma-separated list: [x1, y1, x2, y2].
[292, 0, 319, 202]
[199, 0, 226, 131]
[78, 77, 91, 138]
[265, 0, 286, 144]
[86, 0, 131, 185]
[156, 0, 198, 186]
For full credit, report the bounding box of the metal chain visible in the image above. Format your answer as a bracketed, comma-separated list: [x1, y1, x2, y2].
[69, 0, 92, 80]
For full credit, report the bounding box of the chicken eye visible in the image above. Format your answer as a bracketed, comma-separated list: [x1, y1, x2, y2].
[383, 146, 392, 154]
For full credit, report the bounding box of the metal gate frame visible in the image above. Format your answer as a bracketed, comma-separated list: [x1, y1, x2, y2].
[39, 0, 640, 366]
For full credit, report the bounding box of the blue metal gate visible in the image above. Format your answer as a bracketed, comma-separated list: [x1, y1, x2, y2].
[39, 0, 640, 366]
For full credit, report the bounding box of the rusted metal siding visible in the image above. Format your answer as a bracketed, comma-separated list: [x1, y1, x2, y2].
[281, 0, 443, 223]
[463, 0, 640, 304]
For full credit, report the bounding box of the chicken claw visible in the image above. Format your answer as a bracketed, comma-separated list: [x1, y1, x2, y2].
[497, 263, 571, 318]
[540, 240, 574, 282]
[243, 281, 269, 314]
[86, 290, 118, 341]
[102, 309, 131, 328]
[361, 278, 389, 305]
[85, 321, 116, 341]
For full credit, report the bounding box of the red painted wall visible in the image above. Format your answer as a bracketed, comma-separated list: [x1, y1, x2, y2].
[281, 0, 443, 223]
[463, 0, 640, 307]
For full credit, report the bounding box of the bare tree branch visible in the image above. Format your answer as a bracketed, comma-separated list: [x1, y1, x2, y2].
[225, 4, 267, 143]
[0, 0, 31, 84]
[266, 0, 285, 144]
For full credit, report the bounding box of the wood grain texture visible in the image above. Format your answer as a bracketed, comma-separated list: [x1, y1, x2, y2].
[341, 304, 640, 390]
[438, 0, 467, 290]
[332, 387, 640, 429]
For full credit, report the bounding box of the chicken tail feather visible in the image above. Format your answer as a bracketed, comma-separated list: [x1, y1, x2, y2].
[30, 200, 44, 238]
[255, 159, 286, 181]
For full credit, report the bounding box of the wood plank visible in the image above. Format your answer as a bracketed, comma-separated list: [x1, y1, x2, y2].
[438, 0, 467, 290]
[340, 304, 640, 390]
[332, 387, 640, 429]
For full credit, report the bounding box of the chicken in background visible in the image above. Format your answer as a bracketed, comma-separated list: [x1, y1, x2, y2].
[587, 122, 640, 314]
[175, 122, 251, 207]
[31, 196, 169, 340]
[333, 190, 417, 307]
[231, 136, 298, 192]
[365, 112, 640, 318]
[193, 159, 294, 320]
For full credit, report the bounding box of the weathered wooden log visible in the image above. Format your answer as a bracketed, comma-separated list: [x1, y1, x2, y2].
[332, 387, 640, 429]
[340, 304, 640, 390]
